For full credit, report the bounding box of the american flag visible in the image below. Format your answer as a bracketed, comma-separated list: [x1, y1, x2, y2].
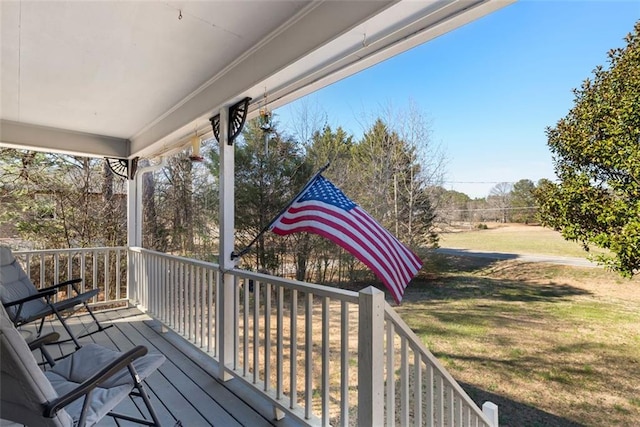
[269, 175, 422, 304]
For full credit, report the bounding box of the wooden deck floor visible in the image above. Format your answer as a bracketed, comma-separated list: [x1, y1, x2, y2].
[6, 306, 305, 427]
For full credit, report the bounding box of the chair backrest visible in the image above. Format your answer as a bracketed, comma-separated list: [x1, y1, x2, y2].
[0, 304, 74, 426]
[0, 245, 45, 321]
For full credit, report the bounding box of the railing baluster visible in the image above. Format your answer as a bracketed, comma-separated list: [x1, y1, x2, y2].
[448, 384, 454, 426]
[81, 252, 86, 297]
[54, 253, 60, 287]
[175, 259, 180, 330]
[414, 349, 422, 427]
[172, 259, 178, 331]
[115, 249, 121, 301]
[104, 251, 110, 303]
[39, 253, 45, 288]
[243, 277, 249, 376]
[233, 274, 239, 369]
[150, 254, 156, 314]
[195, 265, 201, 345]
[92, 250, 98, 304]
[386, 321, 395, 427]
[426, 363, 434, 427]
[201, 268, 206, 349]
[209, 269, 215, 355]
[187, 264, 193, 340]
[264, 281, 271, 392]
[401, 337, 409, 426]
[253, 279, 260, 384]
[25, 254, 31, 281]
[276, 285, 284, 400]
[436, 374, 443, 426]
[163, 256, 168, 322]
[290, 288, 298, 410]
[305, 292, 313, 420]
[67, 252, 73, 289]
[214, 268, 220, 358]
[185, 262, 190, 337]
[340, 300, 349, 427]
[321, 296, 329, 426]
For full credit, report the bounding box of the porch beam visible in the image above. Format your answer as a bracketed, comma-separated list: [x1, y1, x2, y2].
[0, 119, 129, 159]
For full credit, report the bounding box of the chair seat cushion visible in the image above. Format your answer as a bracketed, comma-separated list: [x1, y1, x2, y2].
[45, 344, 165, 426]
[47, 343, 165, 387]
[45, 371, 132, 426]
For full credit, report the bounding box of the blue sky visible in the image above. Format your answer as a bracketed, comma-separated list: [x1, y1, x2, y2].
[275, 1, 639, 198]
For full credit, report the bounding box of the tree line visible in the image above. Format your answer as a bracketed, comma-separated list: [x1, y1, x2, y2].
[0, 104, 445, 287]
[435, 178, 547, 226]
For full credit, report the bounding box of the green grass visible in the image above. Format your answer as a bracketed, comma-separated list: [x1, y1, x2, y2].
[394, 225, 640, 426]
[439, 224, 607, 258]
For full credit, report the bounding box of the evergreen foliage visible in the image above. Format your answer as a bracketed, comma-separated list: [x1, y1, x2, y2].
[536, 21, 640, 277]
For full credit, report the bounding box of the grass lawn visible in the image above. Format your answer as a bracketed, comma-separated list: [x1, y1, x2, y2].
[438, 224, 607, 258]
[394, 226, 640, 426]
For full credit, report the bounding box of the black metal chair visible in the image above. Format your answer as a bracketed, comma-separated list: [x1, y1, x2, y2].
[0, 245, 112, 350]
[0, 304, 166, 426]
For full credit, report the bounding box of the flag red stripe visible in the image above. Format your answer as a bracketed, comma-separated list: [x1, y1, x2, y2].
[275, 204, 408, 288]
[351, 207, 422, 277]
[273, 212, 399, 292]
[274, 222, 404, 301]
[272, 201, 419, 301]
[278, 204, 409, 286]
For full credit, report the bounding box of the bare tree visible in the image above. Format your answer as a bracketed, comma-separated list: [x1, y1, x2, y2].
[488, 182, 513, 223]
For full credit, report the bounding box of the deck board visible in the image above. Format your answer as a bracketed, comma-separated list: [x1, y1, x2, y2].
[6, 306, 305, 427]
[98, 311, 235, 426]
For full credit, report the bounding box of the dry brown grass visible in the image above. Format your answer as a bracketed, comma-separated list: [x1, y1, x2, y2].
[397, 254, 640, 427]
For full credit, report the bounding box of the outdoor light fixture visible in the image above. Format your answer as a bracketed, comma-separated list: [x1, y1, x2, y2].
[189, 134, 203, 162]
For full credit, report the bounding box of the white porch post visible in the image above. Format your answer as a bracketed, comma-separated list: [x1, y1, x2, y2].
[127, 174, 139, 247]
[358, 286, 385, 425]
[126, 159, 166, 305]
[482, 402, 499, 427]
[218, 107, 235, 381]
[127, 167, 139, 304]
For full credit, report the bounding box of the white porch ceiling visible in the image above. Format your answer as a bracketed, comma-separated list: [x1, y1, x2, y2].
[0, 0, 514, 160]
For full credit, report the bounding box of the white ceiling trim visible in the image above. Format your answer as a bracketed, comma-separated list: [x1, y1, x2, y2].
[0, 119, 129, 158]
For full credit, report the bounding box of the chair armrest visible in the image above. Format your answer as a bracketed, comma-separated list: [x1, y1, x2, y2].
[40, 278, 83, 293]
[44, 345, 149, 418]
[28, 332, 60, 351]
[29, 332, 61, 368]
[3, 288, 57, 307]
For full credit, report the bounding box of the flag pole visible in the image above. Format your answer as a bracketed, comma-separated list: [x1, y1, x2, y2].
[231, 162, 330, 260]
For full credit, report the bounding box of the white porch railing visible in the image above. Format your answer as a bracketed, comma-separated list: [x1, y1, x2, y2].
[129, 247, 498, 427]
[14, 247, 129, 308]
